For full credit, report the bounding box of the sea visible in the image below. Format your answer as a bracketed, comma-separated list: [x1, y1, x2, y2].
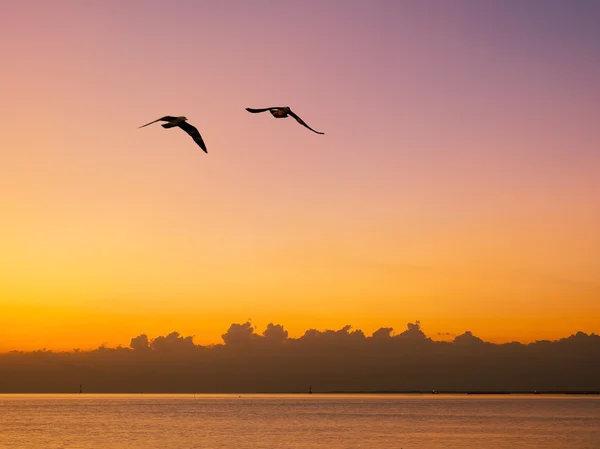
[1, 394, 599, 448]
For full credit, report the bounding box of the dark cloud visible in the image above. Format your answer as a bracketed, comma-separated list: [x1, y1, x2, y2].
[397, 320, 429, 340]
[1, 322, 599, 393]
[221, 322, 259, 346]
[150, 331, 196, 352]
[262, 323, 288, 343]
[454, 331, 485, 345]
[130, 334, 150, 351]
[371, 327, 394, 339]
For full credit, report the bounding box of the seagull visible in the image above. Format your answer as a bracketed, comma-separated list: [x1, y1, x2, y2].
[138, 116, 207, 153]
[245, 107, 324, 134]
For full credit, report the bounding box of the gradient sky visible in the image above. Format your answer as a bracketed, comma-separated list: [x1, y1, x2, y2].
[1, 0, 599, 351]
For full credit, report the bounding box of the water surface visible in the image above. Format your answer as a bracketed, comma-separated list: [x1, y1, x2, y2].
[1, 394, 599, 448]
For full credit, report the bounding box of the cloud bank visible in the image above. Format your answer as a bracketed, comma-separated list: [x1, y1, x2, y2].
[1, 322, 599, 393]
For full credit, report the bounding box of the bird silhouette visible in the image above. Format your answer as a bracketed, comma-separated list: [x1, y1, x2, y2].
[246, 106, 324, 134]
[138, 116, 207, 153]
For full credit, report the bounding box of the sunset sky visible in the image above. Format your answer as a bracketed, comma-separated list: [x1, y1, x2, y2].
[1, 0, 599, 351]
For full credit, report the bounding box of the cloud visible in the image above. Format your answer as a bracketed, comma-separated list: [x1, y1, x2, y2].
[397, 320, 429, 340]
[436, 332, 455, 337]
[371, 327, 394, 339]
[454, 330, 485, 345]
[262, 323, 288, 343]
[1, 322, 599, 393]
[150, 331, 196, 352]
[221, 322, 259, 346]
[130, 334, 150, 351]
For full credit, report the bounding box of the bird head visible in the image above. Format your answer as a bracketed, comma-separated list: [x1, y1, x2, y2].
[179, 116, 188, 121]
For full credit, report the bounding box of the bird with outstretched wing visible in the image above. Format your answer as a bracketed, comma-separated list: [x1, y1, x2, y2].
[246, 106, 324, 134]
[138, 116, 207, 153]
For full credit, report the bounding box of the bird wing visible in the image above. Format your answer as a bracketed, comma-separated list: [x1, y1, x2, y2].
[138, 116, 178, 128]
[287, 110, 324, 134]
[178, 121, 207, 153]
[245, 107, 284, 113]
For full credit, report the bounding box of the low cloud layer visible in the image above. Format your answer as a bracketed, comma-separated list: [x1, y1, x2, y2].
[1, 322, 599, 393]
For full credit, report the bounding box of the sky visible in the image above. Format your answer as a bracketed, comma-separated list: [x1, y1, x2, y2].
[1, 0, 599, 351]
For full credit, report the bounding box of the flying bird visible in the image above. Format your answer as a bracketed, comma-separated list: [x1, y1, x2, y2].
[138, 116, 207, 153]
[245, 107, 324, 134]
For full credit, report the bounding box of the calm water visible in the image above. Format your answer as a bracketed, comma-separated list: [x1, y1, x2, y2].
[1, 394, 599, 448]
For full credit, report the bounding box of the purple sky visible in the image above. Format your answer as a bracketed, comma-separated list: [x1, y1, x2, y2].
[1, 0, 599, 350]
